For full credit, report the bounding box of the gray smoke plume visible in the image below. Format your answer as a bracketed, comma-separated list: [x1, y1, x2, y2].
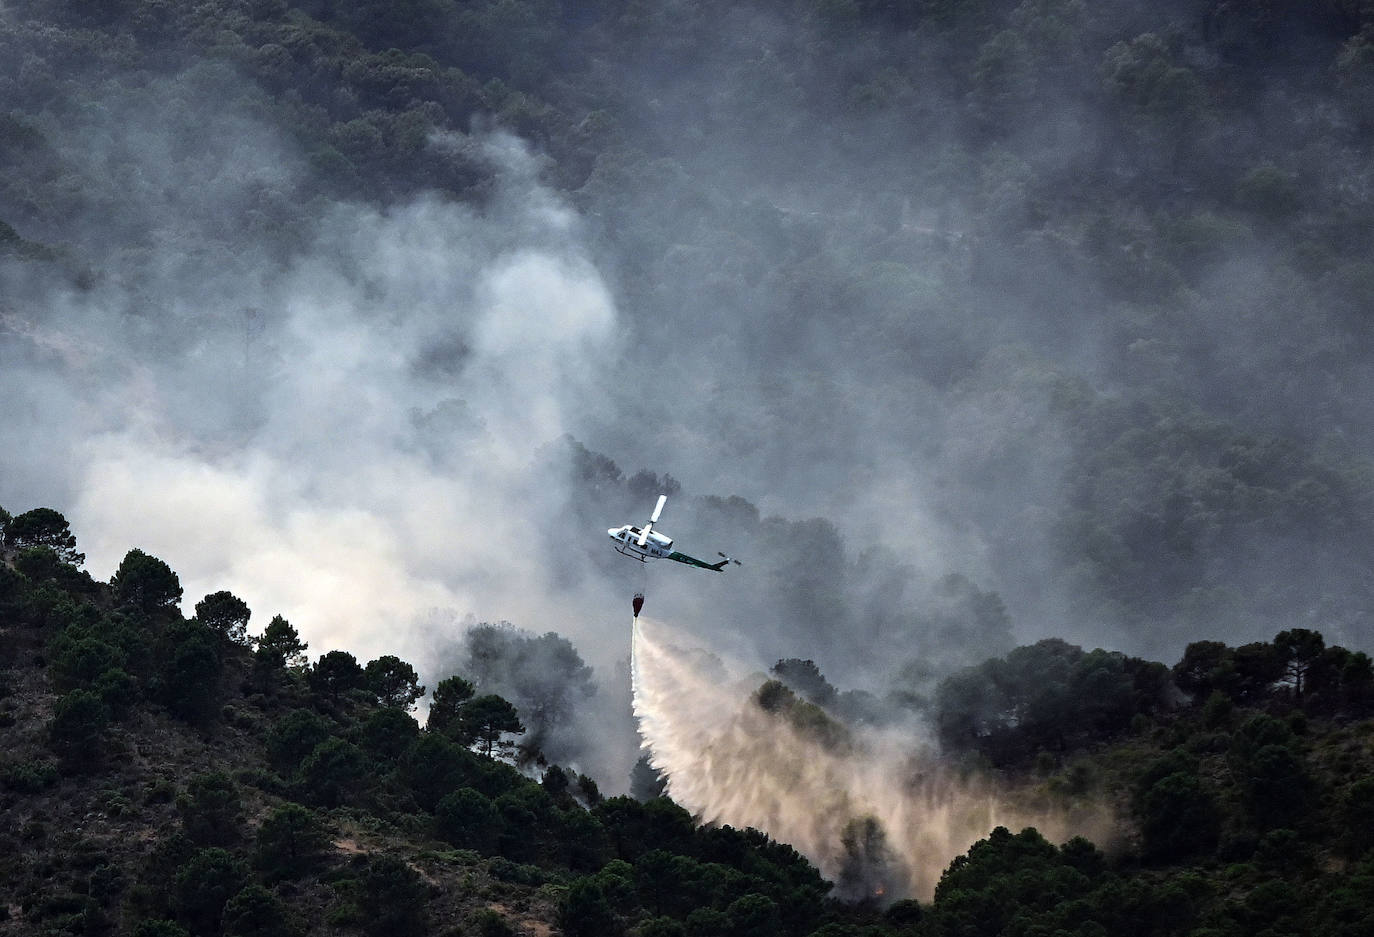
[0, 72, 626, 673]
[7, 0, 1374, 800]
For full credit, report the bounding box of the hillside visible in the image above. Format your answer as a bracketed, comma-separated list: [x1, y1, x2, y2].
[0, 508, 841, 936]
[3, 506, 1374, 937]
[4, 0, 1374, 932]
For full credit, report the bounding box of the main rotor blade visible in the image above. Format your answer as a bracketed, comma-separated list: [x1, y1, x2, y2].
[650, 494, 666, 524]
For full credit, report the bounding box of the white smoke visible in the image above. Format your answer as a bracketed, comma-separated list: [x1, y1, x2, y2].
[0, 113, 625, 670]
[631, 616, 1117, 900]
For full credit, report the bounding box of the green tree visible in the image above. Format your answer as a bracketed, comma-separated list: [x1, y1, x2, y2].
[1137, 771, 1220, 861]
[932, 638, 1150, 764]
[364, 654, 425, 709]
[1228, 641, 1286, 702]
[13, 546, 82, 586]
[360, 705, 420, 760]
[297, 738, 368, 807]
[1229, 714, 1315, 828]
[222, 884, 293, 937]
[561, 877, 620, 937]
[461, 624, 596, 759]
[0, 562, 24, 620]
[255, 803, 329, 882]
[561, 804, 612, 872]
[836, 816, 895, 900]
[331, 0, 450, 52]
[755, 680, 851, 752]
[158, 620, 222, 722]
[770, 658, 839, 707]
[725, 893, 780, 937]
[577, 773, 603, 806]
[594, 796, 695, 862]
[685, 908, 728, 935]
[49, 629, 128, 691]
[928, 826, 1101, 935]
[174, 847, 251, 934]
[884, 899, 923, 931]
[359, 854, 429, 936]
[88, 666, 137, 719]
[110, 548, 183, 615]
[459, 694, 526, 757]
[195, 591, 251, 646]
[427, 674, 476, 737]
[633, 850, 683, 916]
[266, 708, 333, 774]
[631, 755, 667, 801]
[308, 650, 366, 703]
[177, 772, 242, 846]
[1101, 32, 1208, 169]
[1341, 652, 1374, 715]
[49, 688, 109, 762]
[1243, 744, 1315, 828]
[1274, 628, 1326, 698]
[435, 787, 503, 853]
[255, 614, 308, 670]
[494, 787, 545, 863]
[542, 764, 571, 799]
[398, 733, 467, 809]
[1338, 779, 1374, 860]
[6, 507, 84, 565]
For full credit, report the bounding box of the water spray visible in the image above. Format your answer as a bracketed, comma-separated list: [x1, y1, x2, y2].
[630, 618, 1116, 901]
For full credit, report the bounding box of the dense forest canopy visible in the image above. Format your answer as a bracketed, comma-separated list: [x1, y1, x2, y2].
[6, 0, 1374, 931]
[2, 509, 1374, 935]
[3, 0, 1374, 923]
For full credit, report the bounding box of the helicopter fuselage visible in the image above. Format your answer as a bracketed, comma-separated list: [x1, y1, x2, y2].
[607, 525, 674, 561]
[608, 495, 735, 571]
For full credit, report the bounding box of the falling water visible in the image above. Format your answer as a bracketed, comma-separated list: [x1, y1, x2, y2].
[630, 617, 1117, 900]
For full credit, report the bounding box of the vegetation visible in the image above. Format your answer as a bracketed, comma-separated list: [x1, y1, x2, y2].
[2, 506, 1373, 935]
[0, 508, 842, 934]
[3, 0, 1374, 931]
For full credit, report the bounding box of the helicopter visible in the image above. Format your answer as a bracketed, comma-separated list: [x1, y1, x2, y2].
[608, 494, 739, 572]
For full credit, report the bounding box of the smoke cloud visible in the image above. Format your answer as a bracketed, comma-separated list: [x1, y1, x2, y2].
[6, 0, 1374, 806]
[0, 74, 624, 673]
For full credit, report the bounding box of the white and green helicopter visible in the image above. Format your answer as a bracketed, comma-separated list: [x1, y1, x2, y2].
[608, 494, 739, 571]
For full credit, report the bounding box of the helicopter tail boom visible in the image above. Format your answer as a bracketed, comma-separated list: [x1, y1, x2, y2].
[666, 550, 737, 571]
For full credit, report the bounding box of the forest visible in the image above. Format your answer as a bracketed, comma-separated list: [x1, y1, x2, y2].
[3, 506, 1374, 936]
[3, 0, 1374, 933]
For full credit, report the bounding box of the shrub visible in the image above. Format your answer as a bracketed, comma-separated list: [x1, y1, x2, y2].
[436, 788, 502, 853]
[358, 855, 429, 935]
[2, 759, 59, 793]
[49, 688, 109, 761]
[173, 848, 251, 933]
[255, 803, 330, 882]
[177, 772, 242, 846]
[223, 884, 293, 937]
